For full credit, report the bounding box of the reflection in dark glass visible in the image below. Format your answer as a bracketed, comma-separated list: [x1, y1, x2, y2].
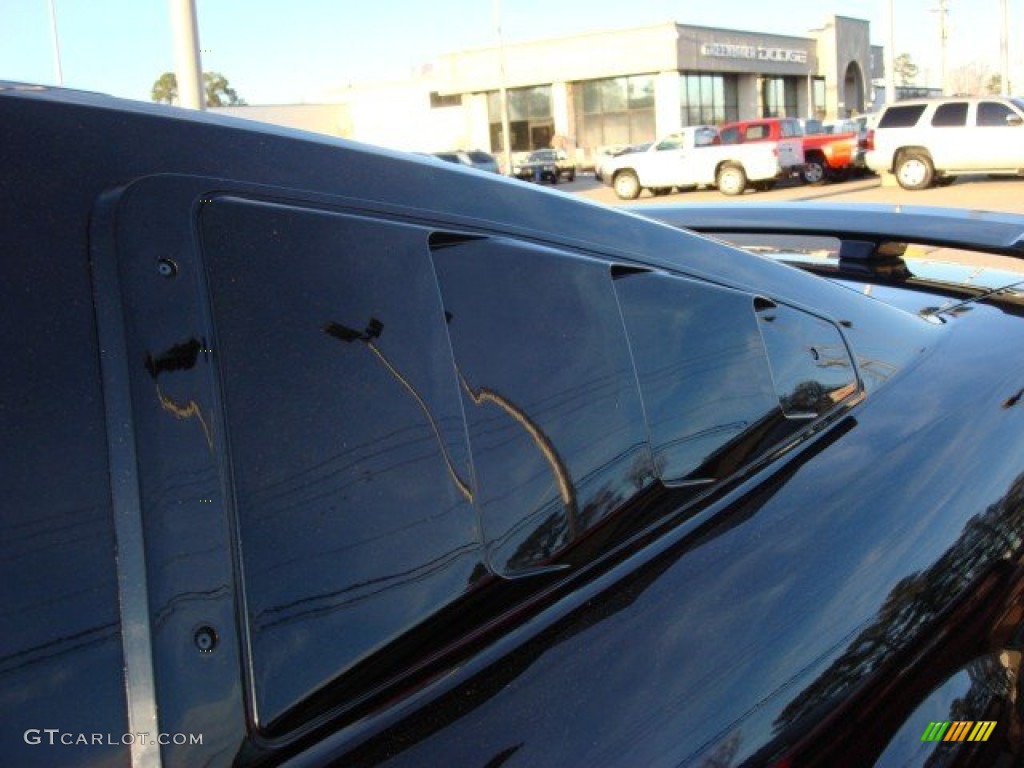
[0, 203, 129, 765]
[764, 472, 1024, 768]
[201, 200, 483, 729]
[432, 240, 652, 577]
[323, 318, 472, 501]
[614, 271, 780, 484]
[755, 301, 858, 417]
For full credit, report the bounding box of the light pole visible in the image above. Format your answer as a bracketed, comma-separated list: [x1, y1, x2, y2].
[493, 0, 513, 175]
[932, 0, 949, 95]
[168, 0, 204, 110]
[46, 0, 63, 86]
[884, 0, 896, 105]
[1000, 0, 1010, 95]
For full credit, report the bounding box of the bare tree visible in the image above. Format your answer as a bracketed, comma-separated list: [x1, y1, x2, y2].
[948, 61, 988, 96]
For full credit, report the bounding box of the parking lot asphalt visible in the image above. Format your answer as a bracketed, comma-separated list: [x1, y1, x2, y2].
[549, 172, 1024, 216]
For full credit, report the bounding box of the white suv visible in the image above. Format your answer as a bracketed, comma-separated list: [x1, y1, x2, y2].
[864, 97, 1024, 189]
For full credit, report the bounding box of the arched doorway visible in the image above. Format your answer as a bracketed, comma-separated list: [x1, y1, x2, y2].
[843, 61, 865, 116]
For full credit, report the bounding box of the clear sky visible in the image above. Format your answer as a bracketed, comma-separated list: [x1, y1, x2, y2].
[0, 0, 1019, 105]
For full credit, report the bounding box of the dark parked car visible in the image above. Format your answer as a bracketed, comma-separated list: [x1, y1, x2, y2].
[512, 148, 577, 182]
[6, 82, 1024, 768]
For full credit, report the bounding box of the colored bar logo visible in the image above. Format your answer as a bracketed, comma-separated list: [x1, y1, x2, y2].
[921, 721, 996, 742]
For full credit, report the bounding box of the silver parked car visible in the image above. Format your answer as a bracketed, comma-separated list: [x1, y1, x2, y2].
[432, 150, 500, 174]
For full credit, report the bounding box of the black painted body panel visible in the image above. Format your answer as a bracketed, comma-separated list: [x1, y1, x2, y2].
[3, 85, 1024, 768]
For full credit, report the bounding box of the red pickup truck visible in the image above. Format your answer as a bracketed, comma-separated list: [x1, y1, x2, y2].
[719, 117, 858, 185]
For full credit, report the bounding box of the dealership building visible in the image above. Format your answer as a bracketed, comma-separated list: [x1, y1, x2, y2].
[220, 15, 882, 164]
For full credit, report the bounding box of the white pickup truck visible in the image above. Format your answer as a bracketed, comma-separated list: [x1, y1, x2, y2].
[602, 125, 804, 198]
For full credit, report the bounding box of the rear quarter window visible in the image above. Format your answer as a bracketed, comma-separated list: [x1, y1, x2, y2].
[613, 272, 778, 483]
[781, 120, 803, 137]
[201, 200, 484, 731]
[745, 124, 768, 141]
[613, 271, 857, 484]
[878, 105, 927, 128]
[432, 239, 651, 577]
[977, 101, 1018, 126]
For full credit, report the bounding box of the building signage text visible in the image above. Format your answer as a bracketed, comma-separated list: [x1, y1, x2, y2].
[700, 42, 808, 64]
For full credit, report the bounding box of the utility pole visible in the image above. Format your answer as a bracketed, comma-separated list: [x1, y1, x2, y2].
[46, 0, 63, 86]
[493, 0, 513, 175]
[884, 0, 896, 105]
[1000, 0, 1010, 95]
[168, 0, 204, 110]
[931, 0, 950, 95]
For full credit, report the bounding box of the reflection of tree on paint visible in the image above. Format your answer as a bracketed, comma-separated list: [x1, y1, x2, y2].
[774, 471, 1024, 732]
[700, 731, 741, 768]
[780, 380, 826, 415]
[502, 471, 646, 573]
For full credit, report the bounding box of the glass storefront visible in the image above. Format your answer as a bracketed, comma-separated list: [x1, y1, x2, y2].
[488, 85, 553, 152]
[680, 73, 739, 126]
[761, 76, 799, 118]
[812, 77, 826, 120]
[575, 74, 656, 148]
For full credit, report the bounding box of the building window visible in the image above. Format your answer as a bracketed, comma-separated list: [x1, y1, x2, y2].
[679, 73, 739, 126]
[812, 77, 826, 119]
[488, 85, 553, 152]
[762, 77, 798, 118]
[574, 74, 656, 151]
[429, 91, 461, 108]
